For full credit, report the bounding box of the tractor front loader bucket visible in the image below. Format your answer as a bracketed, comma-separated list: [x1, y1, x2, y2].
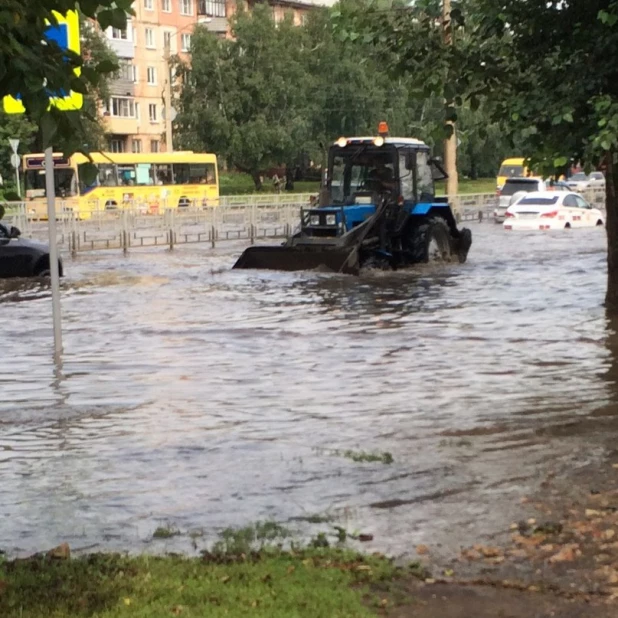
[232, 245, 360, 275]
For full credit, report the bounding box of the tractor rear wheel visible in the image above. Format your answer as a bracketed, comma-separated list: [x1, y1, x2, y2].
[410, 217, 453, 263]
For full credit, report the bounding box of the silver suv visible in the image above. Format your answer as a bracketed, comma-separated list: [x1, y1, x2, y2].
[494, 178, 546, 223]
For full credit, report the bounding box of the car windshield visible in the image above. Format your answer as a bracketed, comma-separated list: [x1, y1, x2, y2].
[590, 172, 604, 180]
[499, 165, 523, 177]
[517, 196, 559, 206]
[501, 179, 538, 196]
[329, 146, 396, 204]
[570, 173, 588, 181]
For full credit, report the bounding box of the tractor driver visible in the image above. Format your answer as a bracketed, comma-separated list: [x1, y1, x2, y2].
[367, 161, 397, 194]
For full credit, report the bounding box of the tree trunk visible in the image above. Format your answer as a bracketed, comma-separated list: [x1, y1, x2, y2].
[605, 152, 618, 312]
[285, 166, 295, 191]
[251, 171, 263, 191]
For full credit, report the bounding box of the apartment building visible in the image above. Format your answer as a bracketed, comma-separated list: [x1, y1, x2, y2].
[103, 0, 331, 153]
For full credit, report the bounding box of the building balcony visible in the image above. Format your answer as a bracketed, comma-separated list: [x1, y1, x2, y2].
[197, 1, 228, 32]
[107, 38, 134, 59]
[202, 16, 228, 33]
[109, 78, 135, 97]
[104, 116, 140, 136]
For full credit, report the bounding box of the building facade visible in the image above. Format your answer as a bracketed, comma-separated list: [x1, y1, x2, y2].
[103, 0, 330, 153]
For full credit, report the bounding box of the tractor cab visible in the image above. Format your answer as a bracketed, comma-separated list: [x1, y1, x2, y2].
[301, 124, 448, 239]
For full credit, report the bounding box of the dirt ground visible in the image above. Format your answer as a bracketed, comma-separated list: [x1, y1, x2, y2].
[374, 418, 618, 617]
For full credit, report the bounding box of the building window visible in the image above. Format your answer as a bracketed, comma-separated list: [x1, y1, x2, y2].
[132, 140, 143, 153]
[151, 140, 160, 153]
[144, 0, 154, 10]
[111, 27, 128, 40]
[162, 0, 171, 11]
[111, 97, 136, 117]
[181, 33, 191, 52]
[118, 60, 134, 82]
[132, 65, 138, 83]
[147, 67, 157, 85]
[145, 28, 155, 48]
[149, 103, 158, 122]
[199, 0, 225, 17]
[109, 139, 125, 153]
[163, 31, 173, 51]
[180, 0, 193, 16]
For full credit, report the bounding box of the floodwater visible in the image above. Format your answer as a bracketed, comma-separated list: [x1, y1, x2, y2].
[1, 224, 617, 559]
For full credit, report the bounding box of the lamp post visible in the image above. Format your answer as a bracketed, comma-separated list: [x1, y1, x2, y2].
[163, 18, 211, 153]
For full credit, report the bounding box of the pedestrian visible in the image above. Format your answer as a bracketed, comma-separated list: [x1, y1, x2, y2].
[272, 173, 282, 194]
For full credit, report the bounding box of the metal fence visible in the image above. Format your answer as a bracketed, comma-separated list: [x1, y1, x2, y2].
[2, 187, 607, 254]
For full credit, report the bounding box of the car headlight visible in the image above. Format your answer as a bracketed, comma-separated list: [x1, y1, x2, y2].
[326, 214, 336, 225]
[310, 215, 320, 226]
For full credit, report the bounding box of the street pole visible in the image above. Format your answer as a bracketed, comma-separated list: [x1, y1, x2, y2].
[163, 39, 173, 153]
[44, 147, 63, 357]
[442, 0, 458, 202]
[9, 139, 21, 197]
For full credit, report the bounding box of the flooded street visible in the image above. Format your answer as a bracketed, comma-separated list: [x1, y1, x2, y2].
[1, 224, 617, 559]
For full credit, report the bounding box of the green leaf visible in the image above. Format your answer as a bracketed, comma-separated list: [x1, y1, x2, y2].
[69, 77, 89, 95]
[445, 107, 457, 122]
[96, 9, 115, 31]
[96, 59, 119, 74]
[551, 115, 563, 126]
[599, 118, 608, 127]
[511, 112, 519, 121]
[563, 112, 574, 123]
[40, 113, 58, 149]
[553, 156, 568, 167]
[79, 162, 99, 186]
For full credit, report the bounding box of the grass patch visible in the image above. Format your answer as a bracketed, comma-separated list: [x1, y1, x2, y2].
[152, 524, 181, 540]
[219, 172, 496, 196]
[0, 548, 401, 617]
[219, 172, 319, 196]
[435, 177, 497, 195]
[338, 450, 394, 465]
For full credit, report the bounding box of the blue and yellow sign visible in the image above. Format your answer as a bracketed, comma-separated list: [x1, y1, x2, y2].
[3, 10, 83, 114]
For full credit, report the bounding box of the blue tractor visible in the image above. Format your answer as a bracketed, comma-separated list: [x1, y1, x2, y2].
[233, 124, 472, 274]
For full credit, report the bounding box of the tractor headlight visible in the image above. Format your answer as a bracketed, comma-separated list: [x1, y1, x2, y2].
[310, 215, 320, 226]
[326, 214, 336, 225]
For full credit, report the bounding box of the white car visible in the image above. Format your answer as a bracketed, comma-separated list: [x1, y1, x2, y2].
[503, 191, 604, 231]
[494, 177, 546, 223]
[566, 171, 605, 192]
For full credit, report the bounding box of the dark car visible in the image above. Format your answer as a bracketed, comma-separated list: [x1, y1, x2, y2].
[0, 222, 63, 278]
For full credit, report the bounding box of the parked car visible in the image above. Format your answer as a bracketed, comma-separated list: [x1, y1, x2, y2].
[566, 171, 605, 192]
[546, 180, 572, 192]
[503, 191, 604, 231]
[494, 177, 546, 222]
[0, 223, 63, 278]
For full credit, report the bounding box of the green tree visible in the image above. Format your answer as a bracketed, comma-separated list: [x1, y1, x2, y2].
[176, 5, 312, 189]
[0, 0, 130, 150]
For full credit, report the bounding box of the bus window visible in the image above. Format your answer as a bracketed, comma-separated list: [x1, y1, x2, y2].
[98, 165, 117, 187]
[118, 165, 137, 186]
[173, 163, 216, 185]
[78, 163, 117, 194]
[135, 163, 154, 186]
[154, 164, 173, 185]
[26, 168, 77, 198]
